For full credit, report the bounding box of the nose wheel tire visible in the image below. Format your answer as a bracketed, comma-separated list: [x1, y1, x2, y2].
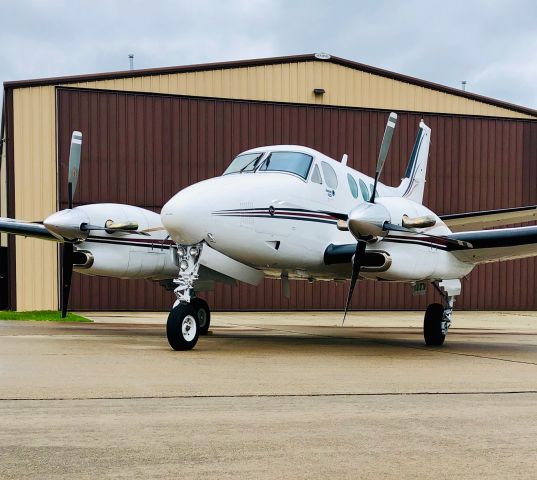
[191, 297, 211, 335]
[423, 303, 446, 346]
[166, 304, 200, 350]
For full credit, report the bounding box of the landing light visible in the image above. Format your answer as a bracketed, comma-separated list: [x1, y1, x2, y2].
[177, 246, 186, 257]
[189, 246, 199, 257]
[180, 260, 189, 271]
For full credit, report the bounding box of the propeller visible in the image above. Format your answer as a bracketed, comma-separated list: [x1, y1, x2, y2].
[336, 113, 474, 322]
[61, 131, 82, 317]
[42, 131, 154, 317]
[341, 112, 398, 323]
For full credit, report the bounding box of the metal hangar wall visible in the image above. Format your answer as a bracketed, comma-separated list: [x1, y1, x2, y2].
[2, 54, 537, 311]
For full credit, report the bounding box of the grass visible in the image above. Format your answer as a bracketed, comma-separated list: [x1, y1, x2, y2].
[0, 310, 91, 322]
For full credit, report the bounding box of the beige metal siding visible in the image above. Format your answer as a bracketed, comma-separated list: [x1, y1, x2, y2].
[70, 61, 535, 119]
[12, 87, 57, 310]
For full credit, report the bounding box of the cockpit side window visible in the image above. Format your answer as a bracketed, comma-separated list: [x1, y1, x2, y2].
[259, 152, 313, 179]
[310, 164, 323, 184]
[223, 152, 264, 175]
[321, 161, 338, 189]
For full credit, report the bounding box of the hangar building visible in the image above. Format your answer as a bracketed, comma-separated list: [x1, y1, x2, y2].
[1, 53, 537, 312]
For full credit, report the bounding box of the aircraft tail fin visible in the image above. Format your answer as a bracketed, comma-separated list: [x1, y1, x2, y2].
[394, 120, 431, 204]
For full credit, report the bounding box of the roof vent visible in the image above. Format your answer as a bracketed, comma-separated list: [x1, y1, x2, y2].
[314, 52, 331, 60]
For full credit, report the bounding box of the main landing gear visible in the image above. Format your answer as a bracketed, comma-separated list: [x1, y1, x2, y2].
[423, 279, 461, 346]
[166, 242, 211, 351]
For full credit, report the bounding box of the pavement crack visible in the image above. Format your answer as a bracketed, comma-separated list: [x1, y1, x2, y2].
[1, 391, 537, 402]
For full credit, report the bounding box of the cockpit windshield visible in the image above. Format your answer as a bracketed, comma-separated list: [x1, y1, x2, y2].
[223, 152, 264, 175]
[258, 152, 313, 179]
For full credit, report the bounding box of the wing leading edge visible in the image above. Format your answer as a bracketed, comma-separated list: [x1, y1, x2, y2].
[441, 205, 537, 232]
[0, 217, 58, 241]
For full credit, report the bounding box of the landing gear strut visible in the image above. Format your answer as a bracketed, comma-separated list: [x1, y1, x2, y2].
[166, 242, 211, 350]
[424, 279, 460, 346]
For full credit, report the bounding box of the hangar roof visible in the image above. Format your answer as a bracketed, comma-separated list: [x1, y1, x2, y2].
[4, 53, 537, 118]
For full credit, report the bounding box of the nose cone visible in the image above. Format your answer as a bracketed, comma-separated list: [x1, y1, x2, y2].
[44, 208, 90, 241]
[348, 203, 390, 239]
[161, 181, 212, 244]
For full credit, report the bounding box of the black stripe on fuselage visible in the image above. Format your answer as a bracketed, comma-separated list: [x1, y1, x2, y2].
[213, 213, 338, 225]
[215, 207, 334, 214]
[213, 207, 338, 225]
[383, 237, 449, 251]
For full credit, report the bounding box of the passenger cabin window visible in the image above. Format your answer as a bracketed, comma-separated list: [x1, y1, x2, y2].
[223, 153, 264, 175]
[311, 164, 323, 184]
[259, 152, 313, 179]
[358, 179, 369, 201]
[347, 174, 359, 199]
[321, 161, 338, 189]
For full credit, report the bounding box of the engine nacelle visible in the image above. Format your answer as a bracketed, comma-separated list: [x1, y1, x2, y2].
[71, 204, 177, 280]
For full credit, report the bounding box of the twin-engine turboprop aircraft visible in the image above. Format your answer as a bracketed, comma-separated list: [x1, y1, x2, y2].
[2, 113, 537, 350]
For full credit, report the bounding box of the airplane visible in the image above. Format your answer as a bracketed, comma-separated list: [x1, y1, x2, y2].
[2, 113, 537, 351]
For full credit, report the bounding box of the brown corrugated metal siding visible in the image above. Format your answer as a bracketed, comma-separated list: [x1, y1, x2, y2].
[57, 87, 537, 311]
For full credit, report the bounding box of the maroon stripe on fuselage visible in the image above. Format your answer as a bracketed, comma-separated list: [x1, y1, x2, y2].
[212, 208, 337, 220]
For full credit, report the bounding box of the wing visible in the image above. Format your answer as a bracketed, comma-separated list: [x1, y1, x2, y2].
[441, 205, 537, 232]
[448, 226, 537, 264]
[0, 217, 58, 241]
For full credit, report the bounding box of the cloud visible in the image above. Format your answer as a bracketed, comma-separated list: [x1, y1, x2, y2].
[1, 0, 537, 108]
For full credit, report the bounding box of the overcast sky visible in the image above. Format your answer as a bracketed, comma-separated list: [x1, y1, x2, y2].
[1, 0, 536, 109]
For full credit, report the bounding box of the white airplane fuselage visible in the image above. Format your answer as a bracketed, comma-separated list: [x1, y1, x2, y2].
[161, 145, 472, 284]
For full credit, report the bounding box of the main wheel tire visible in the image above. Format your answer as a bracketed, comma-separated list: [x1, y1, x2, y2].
[191, 297, 211, 335]
[423, 303, 446, 346]
[166, 304, 200, 351]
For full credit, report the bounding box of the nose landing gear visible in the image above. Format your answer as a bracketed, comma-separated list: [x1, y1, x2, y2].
[166, 242, 211, 350]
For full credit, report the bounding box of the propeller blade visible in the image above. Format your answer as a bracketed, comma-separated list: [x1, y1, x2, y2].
[67, 131, 82, 209]
[343, 241, 367, 325]
[370, 112, 397, 203]
[61, 243, 74, 318]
